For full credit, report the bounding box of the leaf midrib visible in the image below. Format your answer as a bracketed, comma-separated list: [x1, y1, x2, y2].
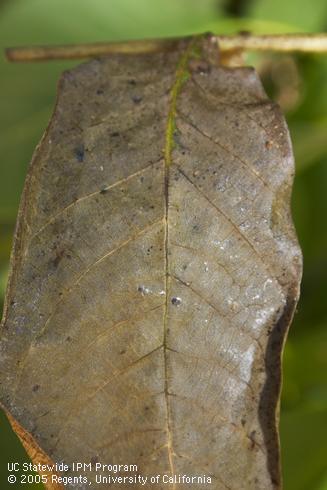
[162, 37, 198, 480]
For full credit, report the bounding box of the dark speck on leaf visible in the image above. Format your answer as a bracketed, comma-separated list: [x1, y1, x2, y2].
[74, 145, 84, 162]
[132, 95, 142, 104]
[248, 430, 257, 450]
[32, 384, 40, 392]
[52, 250, 65, 269]
[173, 129, 184, 148]
[128, 79, 136, 85]
[110, 132, 120, 137]
[189, 59, 211, 74]
[96, 88, 104, 95]
[91, 456, 99, 466]
[171, 297, 182, 306]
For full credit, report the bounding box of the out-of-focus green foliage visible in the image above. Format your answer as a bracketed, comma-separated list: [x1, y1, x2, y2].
[0, 1, 326, 489]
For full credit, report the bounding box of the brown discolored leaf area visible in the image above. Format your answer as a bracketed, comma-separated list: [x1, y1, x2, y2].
[0, 37, 302, 489]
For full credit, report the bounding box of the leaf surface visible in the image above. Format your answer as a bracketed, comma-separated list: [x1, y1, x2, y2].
[0, 37, 302, 489]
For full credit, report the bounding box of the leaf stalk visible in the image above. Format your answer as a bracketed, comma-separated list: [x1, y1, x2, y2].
[5, 33, 327, 62]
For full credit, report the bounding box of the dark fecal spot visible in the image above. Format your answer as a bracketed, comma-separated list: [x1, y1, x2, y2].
[66, 336, 72, 342]
[248, 430, 257, 450]
[144, 406, 149, 411]
[173, 130, 187, 150]
[91, 456, 99, 466]
[32, 384, 40, 392]
[171, 297, 182, 307]
[120, 349, 126, 355]
[110, 132, 120, 137]
[241, 418, 246, 426]
[182, 264, 187, 270]
[50, 434, 54, 438]
[189, 59, 211, 74]
[74, 145, 84, 162]
[52, 250, 65, 269]
[132, 95, 142, 104]
[96, 88, 104, 95]
[128, 79, 136, 85]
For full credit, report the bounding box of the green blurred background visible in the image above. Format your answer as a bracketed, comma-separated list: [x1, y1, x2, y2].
[0, 1, 326, 489]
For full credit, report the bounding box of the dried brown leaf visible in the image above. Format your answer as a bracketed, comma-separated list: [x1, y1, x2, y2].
[0, 36, 302, 490]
